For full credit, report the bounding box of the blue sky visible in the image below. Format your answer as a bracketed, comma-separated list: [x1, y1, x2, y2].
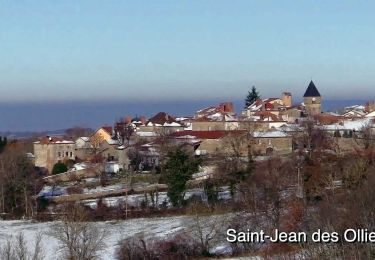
[1, 0, 375, 103]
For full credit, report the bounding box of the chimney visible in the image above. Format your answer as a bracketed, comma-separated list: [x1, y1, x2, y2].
[219, 102, 234, 113]
[224, 102, 234, 113]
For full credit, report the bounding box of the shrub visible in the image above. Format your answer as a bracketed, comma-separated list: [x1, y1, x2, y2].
[52, 162, 68, 175]
[116, 233, 202, 260]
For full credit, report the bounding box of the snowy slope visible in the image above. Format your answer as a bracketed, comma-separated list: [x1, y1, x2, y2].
[0, 216, 205, 259]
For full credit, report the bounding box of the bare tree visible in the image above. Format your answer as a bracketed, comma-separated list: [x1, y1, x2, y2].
[300, 120, 331, 158]
[14, 232, 28, 260]
[0, 146, 41, 217]
[89, 134, 105, 163]
[0, 238, 14, 260]
[150, 127, 180, 174]
[360, 122, 375, 149]
[114, 120, 135, 147]
[30, 233, 45, 260]
[188, 209, 228, 255]
[0, 232, 44, 260]
[49, 204, 107, 260]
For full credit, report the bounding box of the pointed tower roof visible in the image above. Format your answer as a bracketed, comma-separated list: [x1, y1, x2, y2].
[303, 80, 321, 97]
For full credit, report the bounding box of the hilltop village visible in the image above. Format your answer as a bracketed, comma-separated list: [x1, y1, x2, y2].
[21, 80, 373, 212]
[1, 81, 375, 258]
[34, 80, 374, 176]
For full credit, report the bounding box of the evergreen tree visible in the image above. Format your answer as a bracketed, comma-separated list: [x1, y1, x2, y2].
[164, 148, 201, 207]
[245, 86, 260, 108]
[204, 179, 218, 203]
[52, 162, 68, 175]
[0, 136, 7, 153]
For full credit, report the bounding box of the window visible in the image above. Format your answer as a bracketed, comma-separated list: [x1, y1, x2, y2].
[58, 152, 61, 157]
[66, 152, 69, 157]
[70, 152, 73, 157]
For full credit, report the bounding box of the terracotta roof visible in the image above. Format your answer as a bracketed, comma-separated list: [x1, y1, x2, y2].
[253, 111, 280, 121]
[148, 112, 176, 125]
[196, 102, 234, 116]
[315, 114, 342, 125]
[101, 126, 113, 134]
[170, 130, 246, 140]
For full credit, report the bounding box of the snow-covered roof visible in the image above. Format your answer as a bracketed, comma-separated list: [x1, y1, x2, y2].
[184, 123, 193, 131]
[175, 117, 190, 121]
[107, 139, 119, 145]
[252, 131, 290, 138]
[345, 104, 365, 111]
[278, 124, 303, 132]
[343, 110, 367, 117]
[163, 122, 182, 127]
[34, 139, 75, 144]
[224, 114, 237, 122]
[136, 131, 158, 137]
[55, 140, 75, 144]
[365, 111, 375, 117]
[324, 118, 373, 131]
[326, 112, 341, 116]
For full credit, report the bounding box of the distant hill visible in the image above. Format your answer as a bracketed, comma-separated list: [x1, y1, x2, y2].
[0, 128, 93, 140]
[0, 99, 371, 132]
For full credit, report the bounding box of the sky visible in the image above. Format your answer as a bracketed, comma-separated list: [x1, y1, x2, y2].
[1, 0, 375, 104]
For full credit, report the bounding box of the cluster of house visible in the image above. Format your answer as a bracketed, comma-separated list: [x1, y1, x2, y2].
[33, 81, 375, 174]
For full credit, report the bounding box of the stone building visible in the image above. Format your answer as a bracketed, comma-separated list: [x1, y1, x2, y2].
[191, 118, 239, 131]
[303, 80, 322, 116]
[171, 130, 293, 156]
[282, 92, 292, 107]
[74, 137, 93, 160]
[34, 136, 75, 173]
[252, 131, 293, 155]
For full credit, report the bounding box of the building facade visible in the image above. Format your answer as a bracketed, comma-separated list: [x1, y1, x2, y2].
[34, 137, 75, 173]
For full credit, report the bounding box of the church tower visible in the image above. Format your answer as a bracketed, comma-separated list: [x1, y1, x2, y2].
[303, 80, 321, 116]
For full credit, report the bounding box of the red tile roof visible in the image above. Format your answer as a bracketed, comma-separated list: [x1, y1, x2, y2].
[148, 112, 176, 125]
[253, 111, 280, 121]
[315, 114, 342, 125]
[101, 126, 113, 134]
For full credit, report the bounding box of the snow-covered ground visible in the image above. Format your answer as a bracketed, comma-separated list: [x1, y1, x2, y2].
[0, 215, 208, 259]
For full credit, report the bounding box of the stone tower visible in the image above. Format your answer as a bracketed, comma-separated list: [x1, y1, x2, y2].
[282, 92, 292, 107]
[303, 80, 321, 116]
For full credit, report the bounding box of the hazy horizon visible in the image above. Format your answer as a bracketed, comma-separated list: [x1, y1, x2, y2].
[0, 98, 370, 133]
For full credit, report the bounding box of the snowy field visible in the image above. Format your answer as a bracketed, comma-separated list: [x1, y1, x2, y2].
[0, 215, 228, 259]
